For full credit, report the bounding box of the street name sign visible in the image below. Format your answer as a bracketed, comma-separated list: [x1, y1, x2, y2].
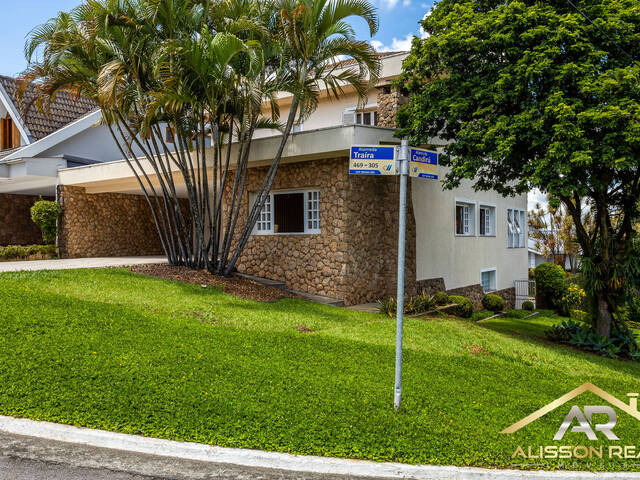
[349, 145, 397, 175]
[409, 147, 438, 180]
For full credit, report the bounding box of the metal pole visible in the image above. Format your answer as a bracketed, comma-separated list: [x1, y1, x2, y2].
[394, 138, 409, 410]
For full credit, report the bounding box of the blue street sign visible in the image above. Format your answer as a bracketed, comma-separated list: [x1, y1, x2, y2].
[409, 147, 439, 179]
[349, 145, 397, 175]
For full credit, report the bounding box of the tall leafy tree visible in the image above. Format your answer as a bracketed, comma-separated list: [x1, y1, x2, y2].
[398, 0, 640, 337]
[22, 0, 380, 275]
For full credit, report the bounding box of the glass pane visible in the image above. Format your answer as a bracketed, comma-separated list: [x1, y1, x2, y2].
[363, 112, 371, 125]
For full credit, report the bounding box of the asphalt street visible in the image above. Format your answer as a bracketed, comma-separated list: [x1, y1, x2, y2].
[0, 431, 386, 480]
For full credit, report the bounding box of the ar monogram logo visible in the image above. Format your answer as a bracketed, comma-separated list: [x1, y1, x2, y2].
[554, 405, 618, 441]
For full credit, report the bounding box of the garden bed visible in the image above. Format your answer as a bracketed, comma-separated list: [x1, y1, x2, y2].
[0, 245, 57, 262]
[130, 263, 294, 302]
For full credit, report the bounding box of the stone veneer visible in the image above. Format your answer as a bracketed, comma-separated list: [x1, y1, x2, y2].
[376, 86, 409, 128]
[0, 193, 51, 246]
[58, 185, 166, 258]
[229, 157, 416, 305]
[432, 281, 515, 310]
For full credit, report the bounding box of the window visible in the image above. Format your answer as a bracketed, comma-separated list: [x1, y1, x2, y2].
[479, 205, 495, 236]
[253, 190, 321, 235]
[355, 110, 378, 126]
[342, 107, 378, 126]
[455, 201, 475, 235]
[292, 122, 303, 133]
[0, 115, 19, 150]
[507, 208, 526, 248]
[481, 269, 497, 292]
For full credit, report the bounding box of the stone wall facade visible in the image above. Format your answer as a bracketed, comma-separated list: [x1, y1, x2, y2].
[0, 193, 50, 246]
[376, 86, 409, 128]
[229, 157, 416, 305]
[416, 277, 446, 295]
[58, 185, 166, 258]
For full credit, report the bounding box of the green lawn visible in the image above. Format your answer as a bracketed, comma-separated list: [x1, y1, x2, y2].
[1, 268, 639, 471]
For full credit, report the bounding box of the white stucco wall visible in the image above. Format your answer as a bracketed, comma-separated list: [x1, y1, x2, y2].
[412, 172, 529, 291]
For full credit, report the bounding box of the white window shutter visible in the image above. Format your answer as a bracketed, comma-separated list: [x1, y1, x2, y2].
[342, 111, 356, 126]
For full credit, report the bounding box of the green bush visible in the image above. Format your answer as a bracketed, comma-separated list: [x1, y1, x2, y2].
[534, 263, 567, 309]
[481, 294, 504, 313]
[446, 295, 473, 319]
[433, 291, 449, 306]
[30, 200, 61, 245]
[522, 300, 534, 311]
[377, 292, 435, 316]
[556, 283, 586, 316]
[545, 320, 640, 360]
[0, 244, 56, 260]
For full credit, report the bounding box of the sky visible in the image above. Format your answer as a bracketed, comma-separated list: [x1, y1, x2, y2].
[0, 0, 433, 77]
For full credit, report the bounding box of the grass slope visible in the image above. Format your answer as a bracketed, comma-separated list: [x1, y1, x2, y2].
[0, 268, 639, 471]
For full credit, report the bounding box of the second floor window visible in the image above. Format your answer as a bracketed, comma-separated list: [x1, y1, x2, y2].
[342, 107, 378, 126]
[0, 115, 19, 150]
[455, 201, 475, 236]
[507, 208, 526, 248]
[479, 205, 495, 236]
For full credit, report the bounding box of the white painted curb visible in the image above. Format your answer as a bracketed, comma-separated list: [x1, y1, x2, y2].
[0, 415, 636, 479]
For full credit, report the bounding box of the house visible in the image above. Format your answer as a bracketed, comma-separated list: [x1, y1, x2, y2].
[1, 53, 529, 307]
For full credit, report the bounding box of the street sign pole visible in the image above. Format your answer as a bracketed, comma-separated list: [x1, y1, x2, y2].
[394, 138, 409, 410]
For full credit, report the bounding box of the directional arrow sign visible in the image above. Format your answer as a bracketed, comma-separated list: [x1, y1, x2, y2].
[349, 145, 397, 175]
[409, 147, 438, 180]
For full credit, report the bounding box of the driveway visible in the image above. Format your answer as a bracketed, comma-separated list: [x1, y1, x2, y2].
[0, 256, 167, 273]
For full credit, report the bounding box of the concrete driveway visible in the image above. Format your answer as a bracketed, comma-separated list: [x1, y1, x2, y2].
[0, 256, 167, 273]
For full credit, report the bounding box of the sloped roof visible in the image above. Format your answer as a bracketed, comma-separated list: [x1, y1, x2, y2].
[332, 51, 406, 70]
[0, 76, 97, 141]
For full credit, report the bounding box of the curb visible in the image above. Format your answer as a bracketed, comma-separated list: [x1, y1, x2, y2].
[0, 415, 637, 480]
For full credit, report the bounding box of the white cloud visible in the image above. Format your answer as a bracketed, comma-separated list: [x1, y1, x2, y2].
[528, 189, 548, 211]
[380, 0, 400, 9]
[402, 0, 411, 6]
[371, 33, 415, 52]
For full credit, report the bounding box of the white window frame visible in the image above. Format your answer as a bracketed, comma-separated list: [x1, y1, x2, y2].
[481, 268, 497, 293]
[252, 188, 321, 235]
[507, 208, 526, 248]
[342, 104, 378, 126]
[455, 199, 476, 236]
[479, 203, 496, 237]
[292, 121, 304, 133]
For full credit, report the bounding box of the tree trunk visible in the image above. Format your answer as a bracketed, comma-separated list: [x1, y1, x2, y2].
[596, 292, 612, 338]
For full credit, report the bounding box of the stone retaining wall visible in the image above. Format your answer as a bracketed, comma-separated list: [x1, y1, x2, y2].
[58, 185, 166, 258]
[0, 194, 50, 246]
[419, 277, 516, 310]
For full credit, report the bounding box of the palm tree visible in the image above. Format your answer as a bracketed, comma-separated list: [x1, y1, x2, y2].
[22, 0, 380, 276]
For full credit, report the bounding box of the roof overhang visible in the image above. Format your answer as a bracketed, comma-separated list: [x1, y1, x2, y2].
[59, 124, 439, 196]
[3, 109, 102, 161]
[0, 156, 69, 196]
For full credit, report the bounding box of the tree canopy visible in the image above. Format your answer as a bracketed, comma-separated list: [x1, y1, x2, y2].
[398, 0, 640, 336]
[23, 0, 380, 275]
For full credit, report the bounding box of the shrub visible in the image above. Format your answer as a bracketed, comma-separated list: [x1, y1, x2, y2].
[447, 295, 473, 319]
[377, 297, 397, 317]
[522, 300, 534, 311]
[433, 291, 449, 306]
[545, 320, 640, 360]
[0, 244, 56, 260]
[557, 284, 586, 317]
[534, 263, 566, 309]
[377, 292, 435, 316]
[482, 294, 504, 313]
[31, 200, 61, 245]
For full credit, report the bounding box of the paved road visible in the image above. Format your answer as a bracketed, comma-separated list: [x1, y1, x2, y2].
[0, 431, 383, 480]
[0, 256, 167, 273]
